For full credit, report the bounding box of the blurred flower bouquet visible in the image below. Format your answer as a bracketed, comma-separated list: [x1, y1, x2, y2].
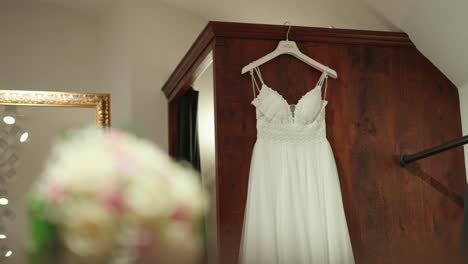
[28, 128, 207, 264]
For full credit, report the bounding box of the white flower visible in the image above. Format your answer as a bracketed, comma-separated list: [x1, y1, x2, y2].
[167, 163, 208, 219]
[34, 127, 208, 261]
[159, 222, 203, 264]
[41, 128, 118, 194]
[60, 200, 118, 257]
[126, 174, 174, 220]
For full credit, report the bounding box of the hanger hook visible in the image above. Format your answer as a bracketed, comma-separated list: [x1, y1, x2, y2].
[284, 21, 292, 41]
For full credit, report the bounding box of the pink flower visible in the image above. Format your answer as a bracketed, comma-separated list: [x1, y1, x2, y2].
[108, 129, 126, 141]
[107, 129, 136, 176]
[98, 186, 126, 215]
[134, 227, 159, 260]
[44, 184, 66, 203]
[171, 206, 192, 223]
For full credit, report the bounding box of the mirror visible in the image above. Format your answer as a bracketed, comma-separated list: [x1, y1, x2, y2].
[193, 63, 217, 264]
[0, 90, 110, 263]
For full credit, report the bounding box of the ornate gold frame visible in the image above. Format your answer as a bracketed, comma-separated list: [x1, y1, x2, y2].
[0, 90, 111, 127]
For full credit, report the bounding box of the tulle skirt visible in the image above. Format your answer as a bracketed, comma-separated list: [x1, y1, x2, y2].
[240, 138, 355, 264]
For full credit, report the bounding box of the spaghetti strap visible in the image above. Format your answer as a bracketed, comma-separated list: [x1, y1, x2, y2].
[250, 70, 260, 97]
[254, 67, 265, 86]
[316, 72, 329, 100]
[323, 75, 329, 100]
[323, 75, 328, 100]
[250, 67, 265, 98]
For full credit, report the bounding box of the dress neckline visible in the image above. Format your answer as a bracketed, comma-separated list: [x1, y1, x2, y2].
[250, 67, 329, 123]
[261, 83, 324, 108]
[259, 71, 327, 107]
[260, 71, 328, 122]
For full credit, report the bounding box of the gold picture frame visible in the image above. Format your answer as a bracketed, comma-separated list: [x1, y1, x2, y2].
[0, 90, 111, 127]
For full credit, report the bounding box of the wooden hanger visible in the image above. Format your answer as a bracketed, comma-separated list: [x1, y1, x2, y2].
[241, 22, 338, 79]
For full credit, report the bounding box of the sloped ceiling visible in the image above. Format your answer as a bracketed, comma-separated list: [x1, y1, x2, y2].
[363, 0, 468, 88]
[158, 0, 396, 31]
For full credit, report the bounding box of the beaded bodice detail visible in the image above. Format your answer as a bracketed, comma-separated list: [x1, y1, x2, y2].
[252, 84, 328, 142]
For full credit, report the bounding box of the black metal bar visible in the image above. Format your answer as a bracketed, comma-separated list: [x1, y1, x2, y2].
[399, 135, 468, 166]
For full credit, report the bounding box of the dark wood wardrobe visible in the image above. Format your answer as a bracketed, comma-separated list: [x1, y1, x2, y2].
[162, 21, 466, 264]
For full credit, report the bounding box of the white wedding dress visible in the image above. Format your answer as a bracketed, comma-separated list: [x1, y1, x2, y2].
[240, 67, 355, 264]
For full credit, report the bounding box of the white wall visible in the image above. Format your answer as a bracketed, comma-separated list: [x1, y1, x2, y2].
[0, 0, 137, 129]
[128, 0, 206, 149]
[0, 0, 103, 92]
[98, 0, 133, 128]
[97, 0, 207, 147]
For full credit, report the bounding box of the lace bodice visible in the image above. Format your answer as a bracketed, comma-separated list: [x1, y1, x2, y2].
[251, 84, 328, 142]
[252, 84, 327, 124]
[249, 64, 329, 142]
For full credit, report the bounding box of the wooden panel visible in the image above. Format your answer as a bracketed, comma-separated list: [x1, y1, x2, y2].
[213, 36, 465, 264]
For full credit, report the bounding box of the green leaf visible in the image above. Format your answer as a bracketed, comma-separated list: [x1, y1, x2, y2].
[27, 194, 60, 254]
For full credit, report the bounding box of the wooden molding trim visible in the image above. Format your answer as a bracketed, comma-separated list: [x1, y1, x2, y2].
[209, 21, 414, 47]
[162, 21, 414, 100]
